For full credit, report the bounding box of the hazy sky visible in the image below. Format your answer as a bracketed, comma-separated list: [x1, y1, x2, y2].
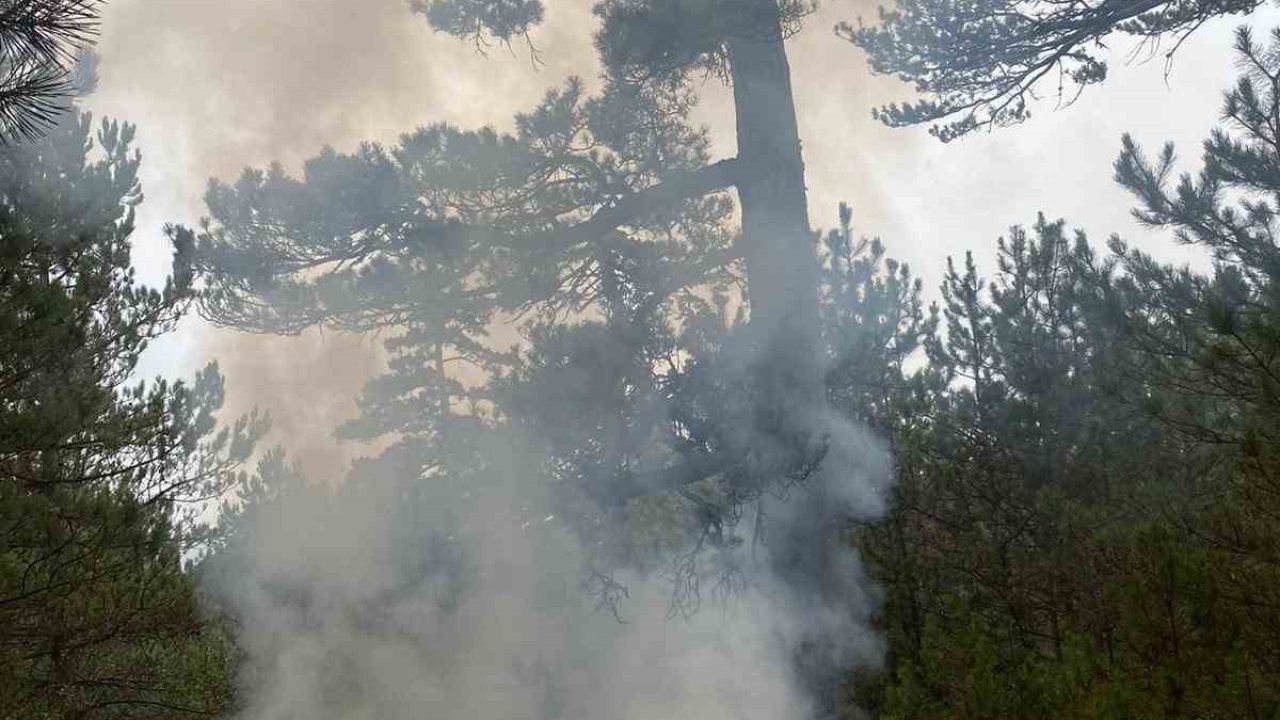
[81, 0, 1272, 479]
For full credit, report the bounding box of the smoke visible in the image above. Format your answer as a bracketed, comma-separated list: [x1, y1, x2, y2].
[84, 0, 605, 482]
[91, 0, 599, 181]
[202, 329, 386, 487]
[204, 399, 891, 720]
[85, 0, 1246, 484]
[64, 0, 1270, 716]
[84, 0, 907, 502]
[79, 1, 909, 716]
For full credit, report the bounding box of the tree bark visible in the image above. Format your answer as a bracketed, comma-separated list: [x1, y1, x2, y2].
[726, 1, 823, 418]
[727, 5, 844, 716]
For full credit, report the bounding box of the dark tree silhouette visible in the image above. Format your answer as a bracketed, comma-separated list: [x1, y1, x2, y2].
[195, 1, 883, 714]
[0, 0, 100, 143]
[846, 0, 1264, 141]
[200, 0, 841, 513]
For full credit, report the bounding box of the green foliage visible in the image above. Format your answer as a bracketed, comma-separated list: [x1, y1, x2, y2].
[593, 0, 815, 83]
[850, 27, 1280, 720]
[193, 69, 741, 589]
[820, 203, 936, 431]
[0, 1, 101, 143]
[0, 111, 262, 718]
[846, 0, 1264, 141]
[188, 5, 1280, 718]
[414, 0, 545, 44]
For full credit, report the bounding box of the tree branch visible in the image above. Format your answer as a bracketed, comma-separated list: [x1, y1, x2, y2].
[564, 157, 741, 243]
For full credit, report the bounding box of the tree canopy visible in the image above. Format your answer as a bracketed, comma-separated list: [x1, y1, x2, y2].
[847, 0, 1266, 140]
[851, 25, 1280, 719]
[0, 1, 1275, 719]
[0, 108, 263, 718]
[187, 3, 1280, 717]
[193, 0, 841, 570]
[0, 0, 100, 143]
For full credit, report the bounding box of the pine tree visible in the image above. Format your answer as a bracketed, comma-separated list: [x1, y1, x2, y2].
[194, 4, 898, 712]
[0, 0, 101, 143]
[850, 27, 1280, 718]
[0, 109, 263, 718]
[846, 0, 1265, 141]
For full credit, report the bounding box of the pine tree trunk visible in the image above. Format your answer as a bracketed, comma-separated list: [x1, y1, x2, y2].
[726, 0, 822, 418]
[726, 5, 844, 716]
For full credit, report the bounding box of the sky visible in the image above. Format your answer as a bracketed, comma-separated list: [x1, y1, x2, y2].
[80, 0, 1273, 480]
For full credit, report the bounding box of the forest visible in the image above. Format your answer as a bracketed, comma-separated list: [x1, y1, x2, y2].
[3, 1, 1280, 719]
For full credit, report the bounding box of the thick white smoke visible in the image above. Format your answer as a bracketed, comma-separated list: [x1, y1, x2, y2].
[205, 411, 891, 720]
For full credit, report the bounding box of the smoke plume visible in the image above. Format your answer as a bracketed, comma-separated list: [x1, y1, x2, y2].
[205, 402, 891, 719]
[82, 1, 913, 717]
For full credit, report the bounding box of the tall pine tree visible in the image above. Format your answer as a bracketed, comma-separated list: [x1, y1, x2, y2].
[0, 109, 263, 718]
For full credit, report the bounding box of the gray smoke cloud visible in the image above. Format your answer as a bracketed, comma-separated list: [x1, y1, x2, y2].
[202, 330, 386, 487]
[204, 402, 892, 719]
[86, 0, 603, 481]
